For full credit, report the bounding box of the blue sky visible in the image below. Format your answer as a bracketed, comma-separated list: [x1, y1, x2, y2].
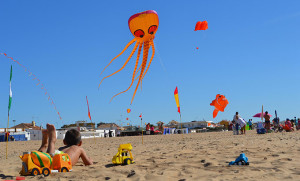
[1, 0, 300, 128]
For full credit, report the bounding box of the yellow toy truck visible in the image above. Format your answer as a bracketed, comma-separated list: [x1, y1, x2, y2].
[20, 151, 72, 176]
[112, 143, 134, 165]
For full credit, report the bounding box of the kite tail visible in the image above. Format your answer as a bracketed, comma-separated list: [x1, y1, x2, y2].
[131, 41, 149, 104]
[213, 109, 219, 118]
[0, 52, 62, 120]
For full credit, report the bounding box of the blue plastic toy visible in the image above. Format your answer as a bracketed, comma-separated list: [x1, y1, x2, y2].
[229, 153, 249, 166]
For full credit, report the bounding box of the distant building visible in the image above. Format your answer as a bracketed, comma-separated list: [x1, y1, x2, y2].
[61, 120, 95, 130]
[166, 120, 179, 128]
[11, 121, 41, 130]
[97, 123, 119, 130]
[181, 121, 213, 129]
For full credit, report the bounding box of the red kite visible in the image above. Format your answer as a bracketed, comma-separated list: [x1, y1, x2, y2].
[195, 21, 208, 31]
[210, 94, 228, 118]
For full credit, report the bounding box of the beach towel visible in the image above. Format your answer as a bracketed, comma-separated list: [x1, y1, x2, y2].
[237, 118, 246, 128]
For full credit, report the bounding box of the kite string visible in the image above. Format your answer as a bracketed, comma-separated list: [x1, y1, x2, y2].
[0, 52, 62, 120]
[153, 41, 176, 88]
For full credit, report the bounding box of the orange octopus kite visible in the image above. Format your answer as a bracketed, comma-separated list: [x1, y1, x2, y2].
[210, 94, 229, 118]
[99, 10, 159, 104]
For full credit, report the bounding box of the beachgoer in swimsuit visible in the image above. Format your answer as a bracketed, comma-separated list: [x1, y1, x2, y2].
[38, 124, 93, 166]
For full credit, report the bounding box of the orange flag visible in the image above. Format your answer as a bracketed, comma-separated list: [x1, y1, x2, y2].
[127, 109, 131, 113]
[86, 96, 92, 121]
[174, 87, 180, 114]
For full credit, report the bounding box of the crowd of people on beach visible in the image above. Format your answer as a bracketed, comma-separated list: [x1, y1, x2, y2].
[230, 111, 300, 135]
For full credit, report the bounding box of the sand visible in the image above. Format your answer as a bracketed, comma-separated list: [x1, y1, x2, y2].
[1, 130, 300, 181]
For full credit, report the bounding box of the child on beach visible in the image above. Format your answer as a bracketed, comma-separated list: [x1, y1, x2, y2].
[38, 124, 93, 166]
[232, 120, 238, 135]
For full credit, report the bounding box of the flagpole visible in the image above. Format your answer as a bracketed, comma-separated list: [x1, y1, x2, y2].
[6, 66, 12, 160]
[180, 113, 183, 139]
[93, 122, 96, 144]
[6, 111, 10, 159]
[141, 117, 143, 145]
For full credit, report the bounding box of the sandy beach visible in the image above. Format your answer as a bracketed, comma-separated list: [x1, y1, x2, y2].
[1, 130, 300, 181]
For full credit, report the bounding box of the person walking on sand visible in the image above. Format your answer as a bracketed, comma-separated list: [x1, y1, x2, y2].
[248, 119, 253, 130]
[233, 112, 240, 135]
[233, 112, 239, 122]
[264, 111, 271, 132]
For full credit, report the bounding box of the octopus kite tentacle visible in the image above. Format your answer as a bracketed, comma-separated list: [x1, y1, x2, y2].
[131, 41, 150, 104]
[134, 62, 143, 80]
[139, 41, 155, 90]
[110, 43, 143, 102]
[142, 41, 155, 80]
[99, 39, 136, 81]
[98, 41, 139, 89]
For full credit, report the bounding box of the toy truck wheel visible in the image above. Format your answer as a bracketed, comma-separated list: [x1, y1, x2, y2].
[61, 167, 69, 172]
[42, 168, 51, 176]
[124, 158, 132, 165]
[31, 168, 40, 176]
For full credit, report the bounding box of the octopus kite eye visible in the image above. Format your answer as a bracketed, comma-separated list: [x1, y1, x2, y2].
[134, 29, 145, 38]
[148, 25, 157, 34]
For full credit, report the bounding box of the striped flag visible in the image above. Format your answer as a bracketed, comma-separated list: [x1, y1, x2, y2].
[174, 87, 180, 114]
[8, 66, 12, 112]
[86, 96, 92, 120]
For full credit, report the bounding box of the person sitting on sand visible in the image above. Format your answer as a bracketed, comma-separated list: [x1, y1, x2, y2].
[38, 124, 93, 166]
[284, 119, 294, 132]
[150, 125, 154, 135]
